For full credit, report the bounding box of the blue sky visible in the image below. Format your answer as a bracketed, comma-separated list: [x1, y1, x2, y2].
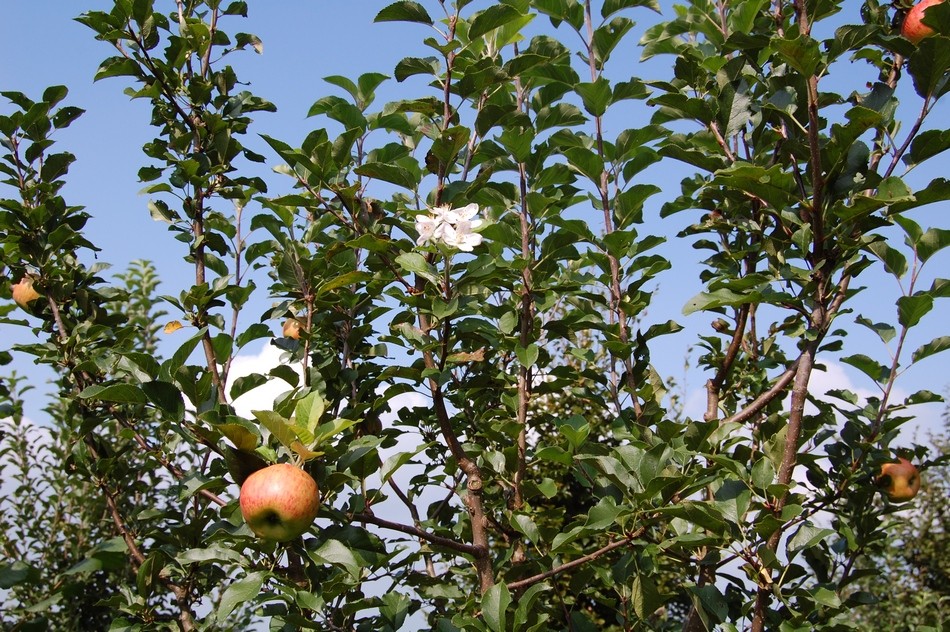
[2, 1, 948, 443]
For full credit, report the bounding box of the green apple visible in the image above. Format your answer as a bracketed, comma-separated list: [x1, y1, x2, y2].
[239, 463, 320, 541]
[902, 0, 944, 44]
[878, 457, 921, 502]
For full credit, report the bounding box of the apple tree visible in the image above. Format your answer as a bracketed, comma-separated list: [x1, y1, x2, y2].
[2, 0, 949, 630]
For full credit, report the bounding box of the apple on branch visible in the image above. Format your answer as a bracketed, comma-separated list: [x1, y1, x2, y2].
[902, 0, 945, 44]
[877, 457, 921, 502]
[11, 277, 42, 309]
[282, 318, 303, 340]
[239, 463, 320, 541]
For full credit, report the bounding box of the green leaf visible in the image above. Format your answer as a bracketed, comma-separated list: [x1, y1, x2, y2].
[218, 572, 265, 620]
[593, 17, 634, 67]
[912, 336, 950, 363]
[534, 445, 573, 466]
[481, 582, 511, 632]
[230, 373, 268, 401]
[295, 391, 326, 436]
[380, 442, 431, 485]
[564, 146, 605, 182]
[692, 585, 729, 624]
[840, 354, 889, 383]
[394, 56, 441, 82]
[867, 240, 908, 278]
[905, 390, 943, 405]
[375, 1, 433, 25]
[876, 176, 915, 205]
[141, 380, 185, 419]
[855, 315, 897, 344]
[575, 78, 612, 117]
[720, 79, 753, 137]
[510, 513, 541, 544]
[916, 226, 950, 263]
[907, 36, 950, 99]
[558, 415, 590, 450]
[79, 383, 147, 404]
[585, 496, 622, 530]
[177, 543, 247, 565]
[751, 458, 775, 488]
[515, 343, 539, 367]
[535, 103, 587, 132]
[632, 575, 662, 620]
[219, 422, 260, 452]
[469, 4, 525, 40]
[683, 288, 758, 316]
[602, 0, 660, 19]
[313, 417, 361, 444]
[0, 561, 39, 589]
[907, 129, 950, 166]
[430, 126, 471, 167]
[788, 522, 835, 556]
[810, 586, 841, 608]
[308, 539, 361, 580]
[395, 252, 440, 286]
[513, 583, 548, 631]
[94, 56, 142, 81]
[897, 294, 934, 328]
[712, 163, 796, 210]
[772, 35, 821, 76]
[354, 162, 418, 189]
[252, 409, 297, 450]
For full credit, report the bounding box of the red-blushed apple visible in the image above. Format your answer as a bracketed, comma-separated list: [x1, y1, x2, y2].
[902, 0, 944, 43]
[11, 277, 41, 309]
[282, 318, 302, 340]
[877, 457, 921, 502]
[239, 463, 320, 541]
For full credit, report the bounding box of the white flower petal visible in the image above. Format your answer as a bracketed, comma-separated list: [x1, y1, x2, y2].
[455, 203, 479, 220]
[455, 232, 483, 252]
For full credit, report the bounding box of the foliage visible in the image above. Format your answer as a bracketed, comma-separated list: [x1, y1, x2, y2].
[851, 410, 950, 632]
[1, 0, 949, 630]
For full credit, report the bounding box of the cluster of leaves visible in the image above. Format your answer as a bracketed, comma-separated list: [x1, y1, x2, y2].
[1, 0, 949, 630]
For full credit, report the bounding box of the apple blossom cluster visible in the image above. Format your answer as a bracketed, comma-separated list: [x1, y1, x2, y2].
[415, 203, 484, 252]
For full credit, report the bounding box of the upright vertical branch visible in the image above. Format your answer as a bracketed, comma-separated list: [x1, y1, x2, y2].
[511, 61, 534, 562]
[411, 6, 493, 593]
[582, 0, 642, 419]
[750, 274, 850, 631]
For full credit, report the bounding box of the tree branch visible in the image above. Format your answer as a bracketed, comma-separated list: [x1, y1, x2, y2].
[506, 528, 645, 592]
[351, 511, 480, 556]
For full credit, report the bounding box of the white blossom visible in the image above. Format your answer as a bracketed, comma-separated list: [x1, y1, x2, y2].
[415, 203, 484, 251]
[415, 213, 444, 246]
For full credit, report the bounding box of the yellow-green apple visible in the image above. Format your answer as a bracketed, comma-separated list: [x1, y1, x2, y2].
[902, 0, 944, 43]
[877, 457, 921, 502]
[11, 277, 41, 309]
[282, 318, 302, 340]
[239, 463, 320, 541]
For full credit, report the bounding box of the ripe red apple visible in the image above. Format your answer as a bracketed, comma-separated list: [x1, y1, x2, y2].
[239, 463, 320, 541]
[902, 0, 944, 44]
[11, 277, 41, 309]
[877, 457, 921, 502]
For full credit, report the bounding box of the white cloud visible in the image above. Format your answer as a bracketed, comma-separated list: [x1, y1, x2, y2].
[807, 356, 942, 446]
[227, 343, 300, 417]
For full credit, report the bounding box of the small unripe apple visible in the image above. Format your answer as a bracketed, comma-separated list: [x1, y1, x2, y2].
[282, 318, 302, 340]
[902, 0, 944, 44]
[877, 457, 921, 502]
[239, 463, 320, 541]
[11, 277, 42, 309]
